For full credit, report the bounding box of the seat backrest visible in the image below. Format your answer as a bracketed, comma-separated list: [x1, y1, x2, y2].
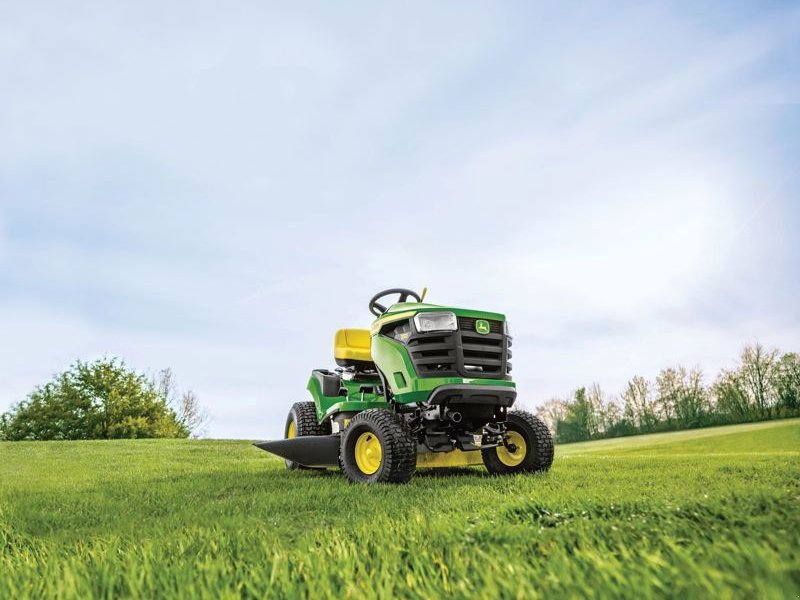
[334, 328, 373, 363]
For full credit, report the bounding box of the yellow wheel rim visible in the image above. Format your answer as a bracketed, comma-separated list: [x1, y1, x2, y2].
[354, 432, 383, 475]
[287, 420, 296, 439]
[497, 430, 527, 467]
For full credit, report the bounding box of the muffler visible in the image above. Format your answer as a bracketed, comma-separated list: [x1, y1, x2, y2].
[445, 409, 463, 423]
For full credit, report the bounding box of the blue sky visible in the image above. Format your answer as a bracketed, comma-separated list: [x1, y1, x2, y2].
[1, 1, 798, 438]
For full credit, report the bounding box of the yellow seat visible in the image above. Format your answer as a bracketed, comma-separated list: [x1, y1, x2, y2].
[334, 329, 373, 367]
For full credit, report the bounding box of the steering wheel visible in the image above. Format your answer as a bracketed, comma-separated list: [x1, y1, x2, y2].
[369, 288, 422, 317]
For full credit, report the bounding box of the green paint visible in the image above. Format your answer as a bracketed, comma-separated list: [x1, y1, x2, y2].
[306, 298, 512, 424]
[307, 375, 387, 421]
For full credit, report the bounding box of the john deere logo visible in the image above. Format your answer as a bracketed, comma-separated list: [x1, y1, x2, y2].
[475, 319, 490, 334]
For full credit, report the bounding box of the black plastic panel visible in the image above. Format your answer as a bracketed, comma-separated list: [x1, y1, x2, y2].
[397, 317, 512, 380]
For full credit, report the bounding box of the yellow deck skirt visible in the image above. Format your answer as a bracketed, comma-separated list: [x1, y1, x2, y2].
[415, 449, 484, 468]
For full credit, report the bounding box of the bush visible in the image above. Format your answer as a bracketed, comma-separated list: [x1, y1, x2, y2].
[0, 358, 189, 441]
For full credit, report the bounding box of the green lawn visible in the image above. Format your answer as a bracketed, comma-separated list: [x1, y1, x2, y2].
[1, 419, 799, 599]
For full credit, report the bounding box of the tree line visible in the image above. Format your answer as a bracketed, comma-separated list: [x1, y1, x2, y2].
[536, 343, 800, 444]
[0, 358, 207, 441]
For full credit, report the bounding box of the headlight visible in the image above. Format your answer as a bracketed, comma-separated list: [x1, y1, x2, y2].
[414, 312, 457, 333]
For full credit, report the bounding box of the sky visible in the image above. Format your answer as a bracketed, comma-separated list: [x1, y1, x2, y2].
[1, 1, 798, 439]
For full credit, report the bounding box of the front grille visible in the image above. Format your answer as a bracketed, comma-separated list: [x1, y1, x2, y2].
[457, 317, 506, 377]
[397, 317, 511, 379]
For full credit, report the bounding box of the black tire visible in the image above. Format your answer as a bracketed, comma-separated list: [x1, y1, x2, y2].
[339, 409, 416, 484]
[284, 401, 331, 471]
[482, 410, 554, 475]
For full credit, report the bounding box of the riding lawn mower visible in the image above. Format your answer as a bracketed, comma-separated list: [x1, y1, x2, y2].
[255, 288, 554, 483]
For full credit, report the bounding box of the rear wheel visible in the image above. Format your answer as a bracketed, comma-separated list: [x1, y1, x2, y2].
[482, 410, 554, 475]
[339, 409, 416, 483]
[284, 401, 331, 470]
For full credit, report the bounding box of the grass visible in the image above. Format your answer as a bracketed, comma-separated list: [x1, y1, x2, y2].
[1, 419, 799, 599]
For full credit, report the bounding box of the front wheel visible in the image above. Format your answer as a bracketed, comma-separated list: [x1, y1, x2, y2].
[339, 409, 416, 483]
[482, 410, 554, 475]
[284, 401, 331, 470]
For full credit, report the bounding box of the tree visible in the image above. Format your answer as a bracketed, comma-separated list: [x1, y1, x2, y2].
[622, 376, 657, 430]
[655, 368, 679, 425]
[540, 343, 797, 443]
[675, 367, 707, 426]
[155, 368, 209, 438]
[713, 370, 750, 419]
[739, 344, 779, 417]
[536, 398, 569, 436]
[713, 344, 781, 420]
[586, 383, 620, 435]
[0, 359, 190, 441]
[556, 387, 594, 443]
[603, 401, 623, 433]
[656, 366, 707, 427]
[774, 352, 800, 412]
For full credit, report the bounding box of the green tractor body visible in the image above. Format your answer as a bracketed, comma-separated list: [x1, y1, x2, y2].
[255, 289, 553, 483]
